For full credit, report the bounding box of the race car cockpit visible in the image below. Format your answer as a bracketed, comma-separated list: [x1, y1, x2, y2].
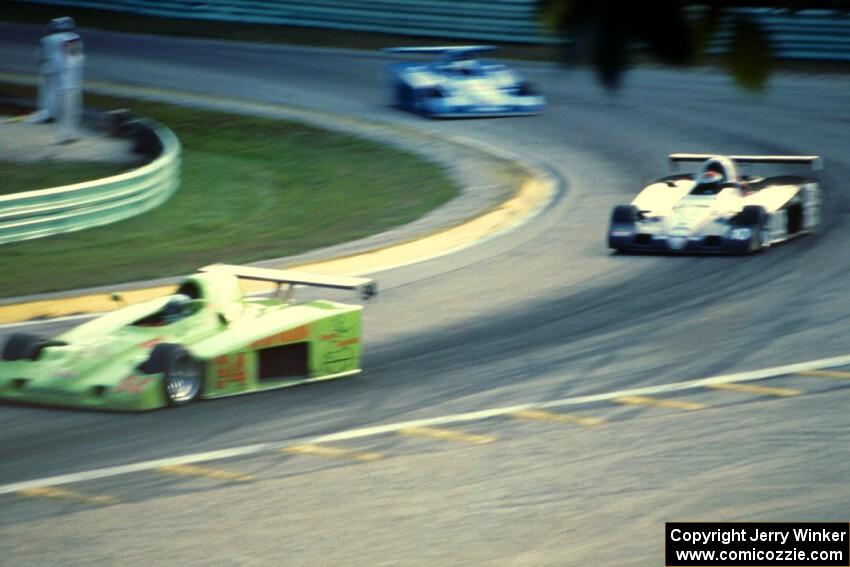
[132, 294, 199, 327]
[440, 56, 485, 77]
[690, 170, 728, 195]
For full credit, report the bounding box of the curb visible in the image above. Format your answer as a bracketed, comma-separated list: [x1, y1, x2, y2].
[0, 75, 561, 325]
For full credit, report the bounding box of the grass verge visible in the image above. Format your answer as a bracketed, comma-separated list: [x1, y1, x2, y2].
[0, 82, 458, 298]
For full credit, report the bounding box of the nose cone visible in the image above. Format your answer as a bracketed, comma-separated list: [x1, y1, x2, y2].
[667, 205, 704, 251]
[669, 234, 688, 250]
[669, 201, 712, 238]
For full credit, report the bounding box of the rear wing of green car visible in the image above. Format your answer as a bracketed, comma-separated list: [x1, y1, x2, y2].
[200, 264, 377, 300]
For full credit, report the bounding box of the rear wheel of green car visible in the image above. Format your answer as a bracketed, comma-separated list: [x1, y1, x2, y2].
[1, 332, 64, 361]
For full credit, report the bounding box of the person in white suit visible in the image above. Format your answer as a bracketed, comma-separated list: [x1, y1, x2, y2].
[29, 17, 84, 143]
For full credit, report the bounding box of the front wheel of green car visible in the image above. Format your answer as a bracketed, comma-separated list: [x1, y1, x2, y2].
[139, 343, 204, 407]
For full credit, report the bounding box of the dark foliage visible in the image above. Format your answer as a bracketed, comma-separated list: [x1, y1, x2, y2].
[539, 0, 850, 89]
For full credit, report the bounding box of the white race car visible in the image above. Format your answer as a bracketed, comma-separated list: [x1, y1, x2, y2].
[608, 154, 823, 254]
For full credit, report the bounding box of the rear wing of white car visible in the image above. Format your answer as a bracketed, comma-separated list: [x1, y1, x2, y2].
[200, 264, 377, 300]
[669, 153, 823, 171]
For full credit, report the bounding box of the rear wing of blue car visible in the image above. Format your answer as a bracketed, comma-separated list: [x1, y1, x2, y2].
[669, 153, 823, 171]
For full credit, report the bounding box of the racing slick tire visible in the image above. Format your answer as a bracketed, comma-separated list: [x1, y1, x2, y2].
[412, 87, 443, 117]
[786, 202, 804, 235]
[611, 205, 638, 224]
[732, 205, 770, 253]
[393, 82, 413, 111]
[517, 81, 538, 96]
[406, 88, 427, 115]
[1, 332, 61, 361]
[138, 343, 203, 407]
[609, 205, 639, 251]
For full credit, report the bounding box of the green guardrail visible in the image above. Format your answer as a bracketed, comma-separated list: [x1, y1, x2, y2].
[12, 1, 850, 57]
[0, 119, 181, 245]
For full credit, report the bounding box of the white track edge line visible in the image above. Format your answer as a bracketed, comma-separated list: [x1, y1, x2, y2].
[2, 352, 849, 496]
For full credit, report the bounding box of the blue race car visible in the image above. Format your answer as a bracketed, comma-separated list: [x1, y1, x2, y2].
[384, 46, 545, 118]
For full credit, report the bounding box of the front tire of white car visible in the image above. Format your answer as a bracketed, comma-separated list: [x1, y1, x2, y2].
[759, 221, 772, 250]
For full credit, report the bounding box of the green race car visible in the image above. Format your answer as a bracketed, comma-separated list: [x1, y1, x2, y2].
[0, 264, 377, 411]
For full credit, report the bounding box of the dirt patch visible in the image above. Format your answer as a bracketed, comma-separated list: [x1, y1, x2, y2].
[0, 116, 142, 164]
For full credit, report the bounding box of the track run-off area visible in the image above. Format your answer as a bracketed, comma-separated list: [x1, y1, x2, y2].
[1, 22, 850, 567]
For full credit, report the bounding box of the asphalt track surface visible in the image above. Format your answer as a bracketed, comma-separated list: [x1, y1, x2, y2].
[1, 23, 850, 566]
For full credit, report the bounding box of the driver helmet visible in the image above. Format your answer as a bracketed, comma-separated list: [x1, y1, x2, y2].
[162, 293, 192, 324]
[48, 17, 75, 33]
[700, 170, 725, 184]
[694, 170, 725, 194]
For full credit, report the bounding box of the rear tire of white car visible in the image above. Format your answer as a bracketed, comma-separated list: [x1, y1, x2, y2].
[733, 206, 770, 253]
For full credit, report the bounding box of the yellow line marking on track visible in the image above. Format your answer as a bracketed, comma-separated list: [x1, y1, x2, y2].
[797, 370, 850, 379]
[17, 487, 117, 505]
[281, 444, 382, 462]
[614, 395, 705, 411]
[709, 383, 799, 397]
[510, 409, 605, 426]
[156, 464, 254, 482]
[294, 177, 547, 277]
[399, 426, 495, 445]
[0, 177, 548, 325]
